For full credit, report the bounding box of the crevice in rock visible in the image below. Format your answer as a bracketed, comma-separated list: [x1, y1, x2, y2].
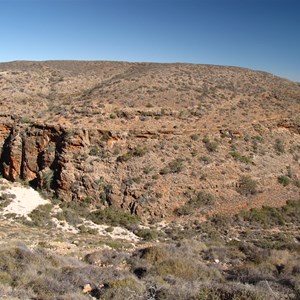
[20, 134, 26, 181]
[0, 127, 13, 178]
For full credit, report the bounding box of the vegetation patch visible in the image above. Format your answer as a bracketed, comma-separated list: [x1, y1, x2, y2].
[134, 228, 158, 241]
[278, 175, 291, 186]
[160, 158, 185, 174]
[236, 176, 257, 195]
[239, 199, 300, 227]
[27, 203, 54, 228]
[229, 151, 252, 164]
[88, 207, 140, 227]
[117, 146, 147, 162]
[176, 192, 215, 215]
[203, 137, 218, 152]
[0, 192, 15, 209]
[274, 138, 285, 154]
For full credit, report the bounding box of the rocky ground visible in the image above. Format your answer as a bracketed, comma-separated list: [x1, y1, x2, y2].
[0, 177, 300, 299]
[0, 61, 299, 222]
[0, 61, 299, 299]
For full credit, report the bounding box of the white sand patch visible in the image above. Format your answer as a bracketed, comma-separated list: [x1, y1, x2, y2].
[0, 179, 50, 219]
[51, 217, 79, 234]
[82, 220, 140, 242]
[50, 217, 140, 241]
[0, 179, 140, 242]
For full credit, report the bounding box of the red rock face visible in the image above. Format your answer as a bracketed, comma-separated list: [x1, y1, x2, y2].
[0, 125, 11, 145]
[0, 120, 299, 222]
[3, 128, 22, 181]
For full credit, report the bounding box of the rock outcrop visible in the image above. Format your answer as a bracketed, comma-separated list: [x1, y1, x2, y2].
[0, 119, 299, 221]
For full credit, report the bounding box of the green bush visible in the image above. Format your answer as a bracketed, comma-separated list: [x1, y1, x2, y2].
[89, 145, 100, 156]
[229, 151, 252, 164]
[88, 207, 140, 227]
[135, 228, 158, 241]
[278, 175, 291, 186]
[199, 156, 211, 164]
[117, 146, 147, 162]
[237, 176, 257, 195]
[294, 179, 300, 188]
[274, 138, 285, 154]
[160, 158, 184, 174]
[27, 204, 54, 228]
[77, 225, 98, 234]
[240, 206, 286, 227]
[40, 169, 54, 190]
[191, 134, 200, 141]
[0, 192, 15, 209]
[89, 145, 108, 158]
[176, 192, 215, 215]
[203, 137, 218, 152]
[58, 200, 90, 218]
[55, 207, 82, 226]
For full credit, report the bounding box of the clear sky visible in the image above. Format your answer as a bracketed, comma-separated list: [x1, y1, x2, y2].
[0, 0, 299, 81]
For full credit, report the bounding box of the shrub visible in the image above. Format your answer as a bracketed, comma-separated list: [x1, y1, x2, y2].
[229, 151, 252, 164]
[160, 158, 184, 174]
[55, 207, 82, 226]
[196, 287, 265, 300]
[274, 138, 285, 154]
[176, 192, 215, 215]
[278, 175, 291, 186]
[89, 145, 100, 156]
[89, 145, 108, 158]
[0, 192, 15, 208]
[100, 277, 145, 300]
[130, 146, 147, 157]
[237, 176, 257, 196]
[135, 228, 158, 241]
[199, 156, 211, 164]
[294, 179, 300, 188]
[58, 200, 90, 219]
[27, 204, 54, 227]
[191, 134, 199, 141]
[20, 117, 31, 124]
[40, 169, 54, 190]
[0, 244, 113, 299]
[203, 137, 218, 152]
[117, 146, 147, 162]
[154, 256, 200, 280]
[99, 184, 113, 205]
[88, 207, 140, 227]
[84, 249, 128, 266]
[240, 206, 286, 227]
[136, 245, 221, 282]
[77, 225, 98, 235]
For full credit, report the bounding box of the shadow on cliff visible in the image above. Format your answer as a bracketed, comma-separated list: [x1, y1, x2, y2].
[0, 131, 13, 180]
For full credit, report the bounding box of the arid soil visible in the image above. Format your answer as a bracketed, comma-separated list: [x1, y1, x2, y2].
[0, 61, 299, 221]
[0, 61, 300, 299]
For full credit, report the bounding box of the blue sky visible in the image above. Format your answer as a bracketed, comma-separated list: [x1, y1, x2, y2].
[0, 0, 299, 81]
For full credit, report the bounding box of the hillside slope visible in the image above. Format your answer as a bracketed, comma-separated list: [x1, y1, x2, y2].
[0, 61, 299, 221]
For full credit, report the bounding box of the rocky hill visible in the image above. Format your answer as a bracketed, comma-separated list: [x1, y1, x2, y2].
[0, 61, 299, 221]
